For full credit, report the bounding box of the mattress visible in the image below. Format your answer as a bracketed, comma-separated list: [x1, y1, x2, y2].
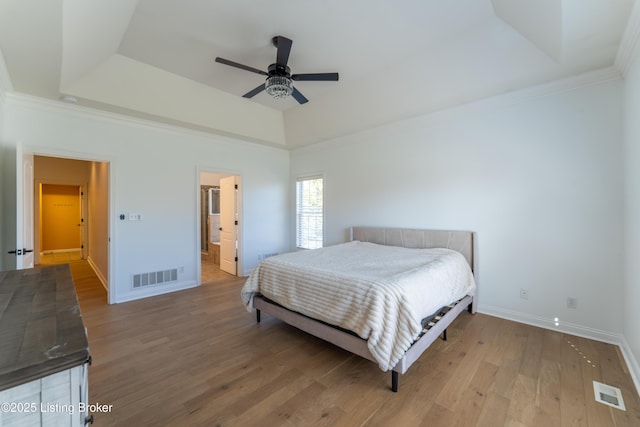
[241, 241, 476, 371]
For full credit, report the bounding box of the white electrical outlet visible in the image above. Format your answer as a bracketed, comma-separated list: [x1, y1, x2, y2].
[520, 289, 528, 300]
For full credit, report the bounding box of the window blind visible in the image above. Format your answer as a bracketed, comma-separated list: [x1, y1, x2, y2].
[296, 176, 323, 249]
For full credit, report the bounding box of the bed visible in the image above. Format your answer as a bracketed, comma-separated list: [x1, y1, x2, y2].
[241, 226, 478, 392]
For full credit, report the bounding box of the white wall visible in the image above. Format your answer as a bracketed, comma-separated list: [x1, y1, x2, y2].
[623, 42, 640, 388]
[291, 78, 625, 339]
[0, 80, 6, 271]
[3, 95, 290, 303]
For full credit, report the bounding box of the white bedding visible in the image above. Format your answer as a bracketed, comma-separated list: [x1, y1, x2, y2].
[241, 241, 476, 371]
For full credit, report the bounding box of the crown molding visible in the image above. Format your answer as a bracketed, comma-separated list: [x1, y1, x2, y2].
[5, 65, 622, 154]
[292, 66, 622, 153]
[5, 92, 288, 153]
[616, 0, 640, 76]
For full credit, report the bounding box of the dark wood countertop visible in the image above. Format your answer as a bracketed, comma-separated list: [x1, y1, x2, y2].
[0, 264, 90, 391]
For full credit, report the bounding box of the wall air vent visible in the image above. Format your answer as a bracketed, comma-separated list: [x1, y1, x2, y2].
[132, 269, 178, 289]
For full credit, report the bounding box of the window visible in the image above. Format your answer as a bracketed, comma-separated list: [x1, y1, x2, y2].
[208, 187, 220, 215]
[296, 176, 323, 249]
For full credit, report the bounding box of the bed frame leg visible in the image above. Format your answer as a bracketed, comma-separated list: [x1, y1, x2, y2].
[468, 303, 473, 313]
[256, 309, 261, 323]
[391, 371, 399, 392]
[442, 329, 447, 341]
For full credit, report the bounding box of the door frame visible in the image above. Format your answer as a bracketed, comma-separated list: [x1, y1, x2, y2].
[15, 141, 34, 269]
[20, 145, 115, 303]
[196, 167, 242, 283]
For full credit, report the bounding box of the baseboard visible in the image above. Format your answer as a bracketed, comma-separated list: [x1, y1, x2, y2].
[41, 248, 82, 255]
[478, 304, 622, 343]
[479, 304, 640, 397]
[114, 280, 199, 304]
[619, 337, 640, 398]
[86, 256, 108, 293]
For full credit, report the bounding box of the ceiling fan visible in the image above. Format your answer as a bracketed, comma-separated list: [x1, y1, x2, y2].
[215, 36, 339, 104]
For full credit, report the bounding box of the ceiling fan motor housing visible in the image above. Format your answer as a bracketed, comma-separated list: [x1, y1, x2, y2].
[268, 63, 291, 78]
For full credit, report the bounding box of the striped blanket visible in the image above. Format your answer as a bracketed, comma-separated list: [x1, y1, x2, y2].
[241, 241, 476, 371]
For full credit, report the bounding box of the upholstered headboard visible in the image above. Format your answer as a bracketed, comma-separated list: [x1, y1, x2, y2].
[349, 226, 478, 278]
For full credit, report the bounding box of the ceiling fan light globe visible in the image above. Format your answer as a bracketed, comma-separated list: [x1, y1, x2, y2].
[265, 75, 293, 99]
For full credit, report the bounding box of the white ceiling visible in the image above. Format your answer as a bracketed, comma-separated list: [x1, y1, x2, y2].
[0, 0, 636, 147]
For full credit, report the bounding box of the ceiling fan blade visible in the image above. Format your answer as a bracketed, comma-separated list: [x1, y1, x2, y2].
[243, 84, 266, 98]
[215, 57, 268, 76]
[291, 87, 309, 104]
[292, 72, 339, 81]
[275, 36, 293, 67]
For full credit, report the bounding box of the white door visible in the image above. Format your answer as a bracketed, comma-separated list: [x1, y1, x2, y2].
[41, 184, 82, 253]
[79, 186, 87, 259]
[219, 176, 237, 275]
[15, 142, 35, 269]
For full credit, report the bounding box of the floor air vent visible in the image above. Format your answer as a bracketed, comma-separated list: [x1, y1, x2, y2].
[132, 269, 178, 289]
[593, 381, 626, 411]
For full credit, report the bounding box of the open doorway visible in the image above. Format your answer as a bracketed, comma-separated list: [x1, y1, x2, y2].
[199, 170, 241, 284]
[34, 155, 110, 300]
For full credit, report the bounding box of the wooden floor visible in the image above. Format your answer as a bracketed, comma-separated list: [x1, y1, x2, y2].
[64, 260, 640, 426]
[39, 249, 82, 265]
[201, 253, 235, 283]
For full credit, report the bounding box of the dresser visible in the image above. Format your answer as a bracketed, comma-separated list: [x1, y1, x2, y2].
[0, 265, 92, 426]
